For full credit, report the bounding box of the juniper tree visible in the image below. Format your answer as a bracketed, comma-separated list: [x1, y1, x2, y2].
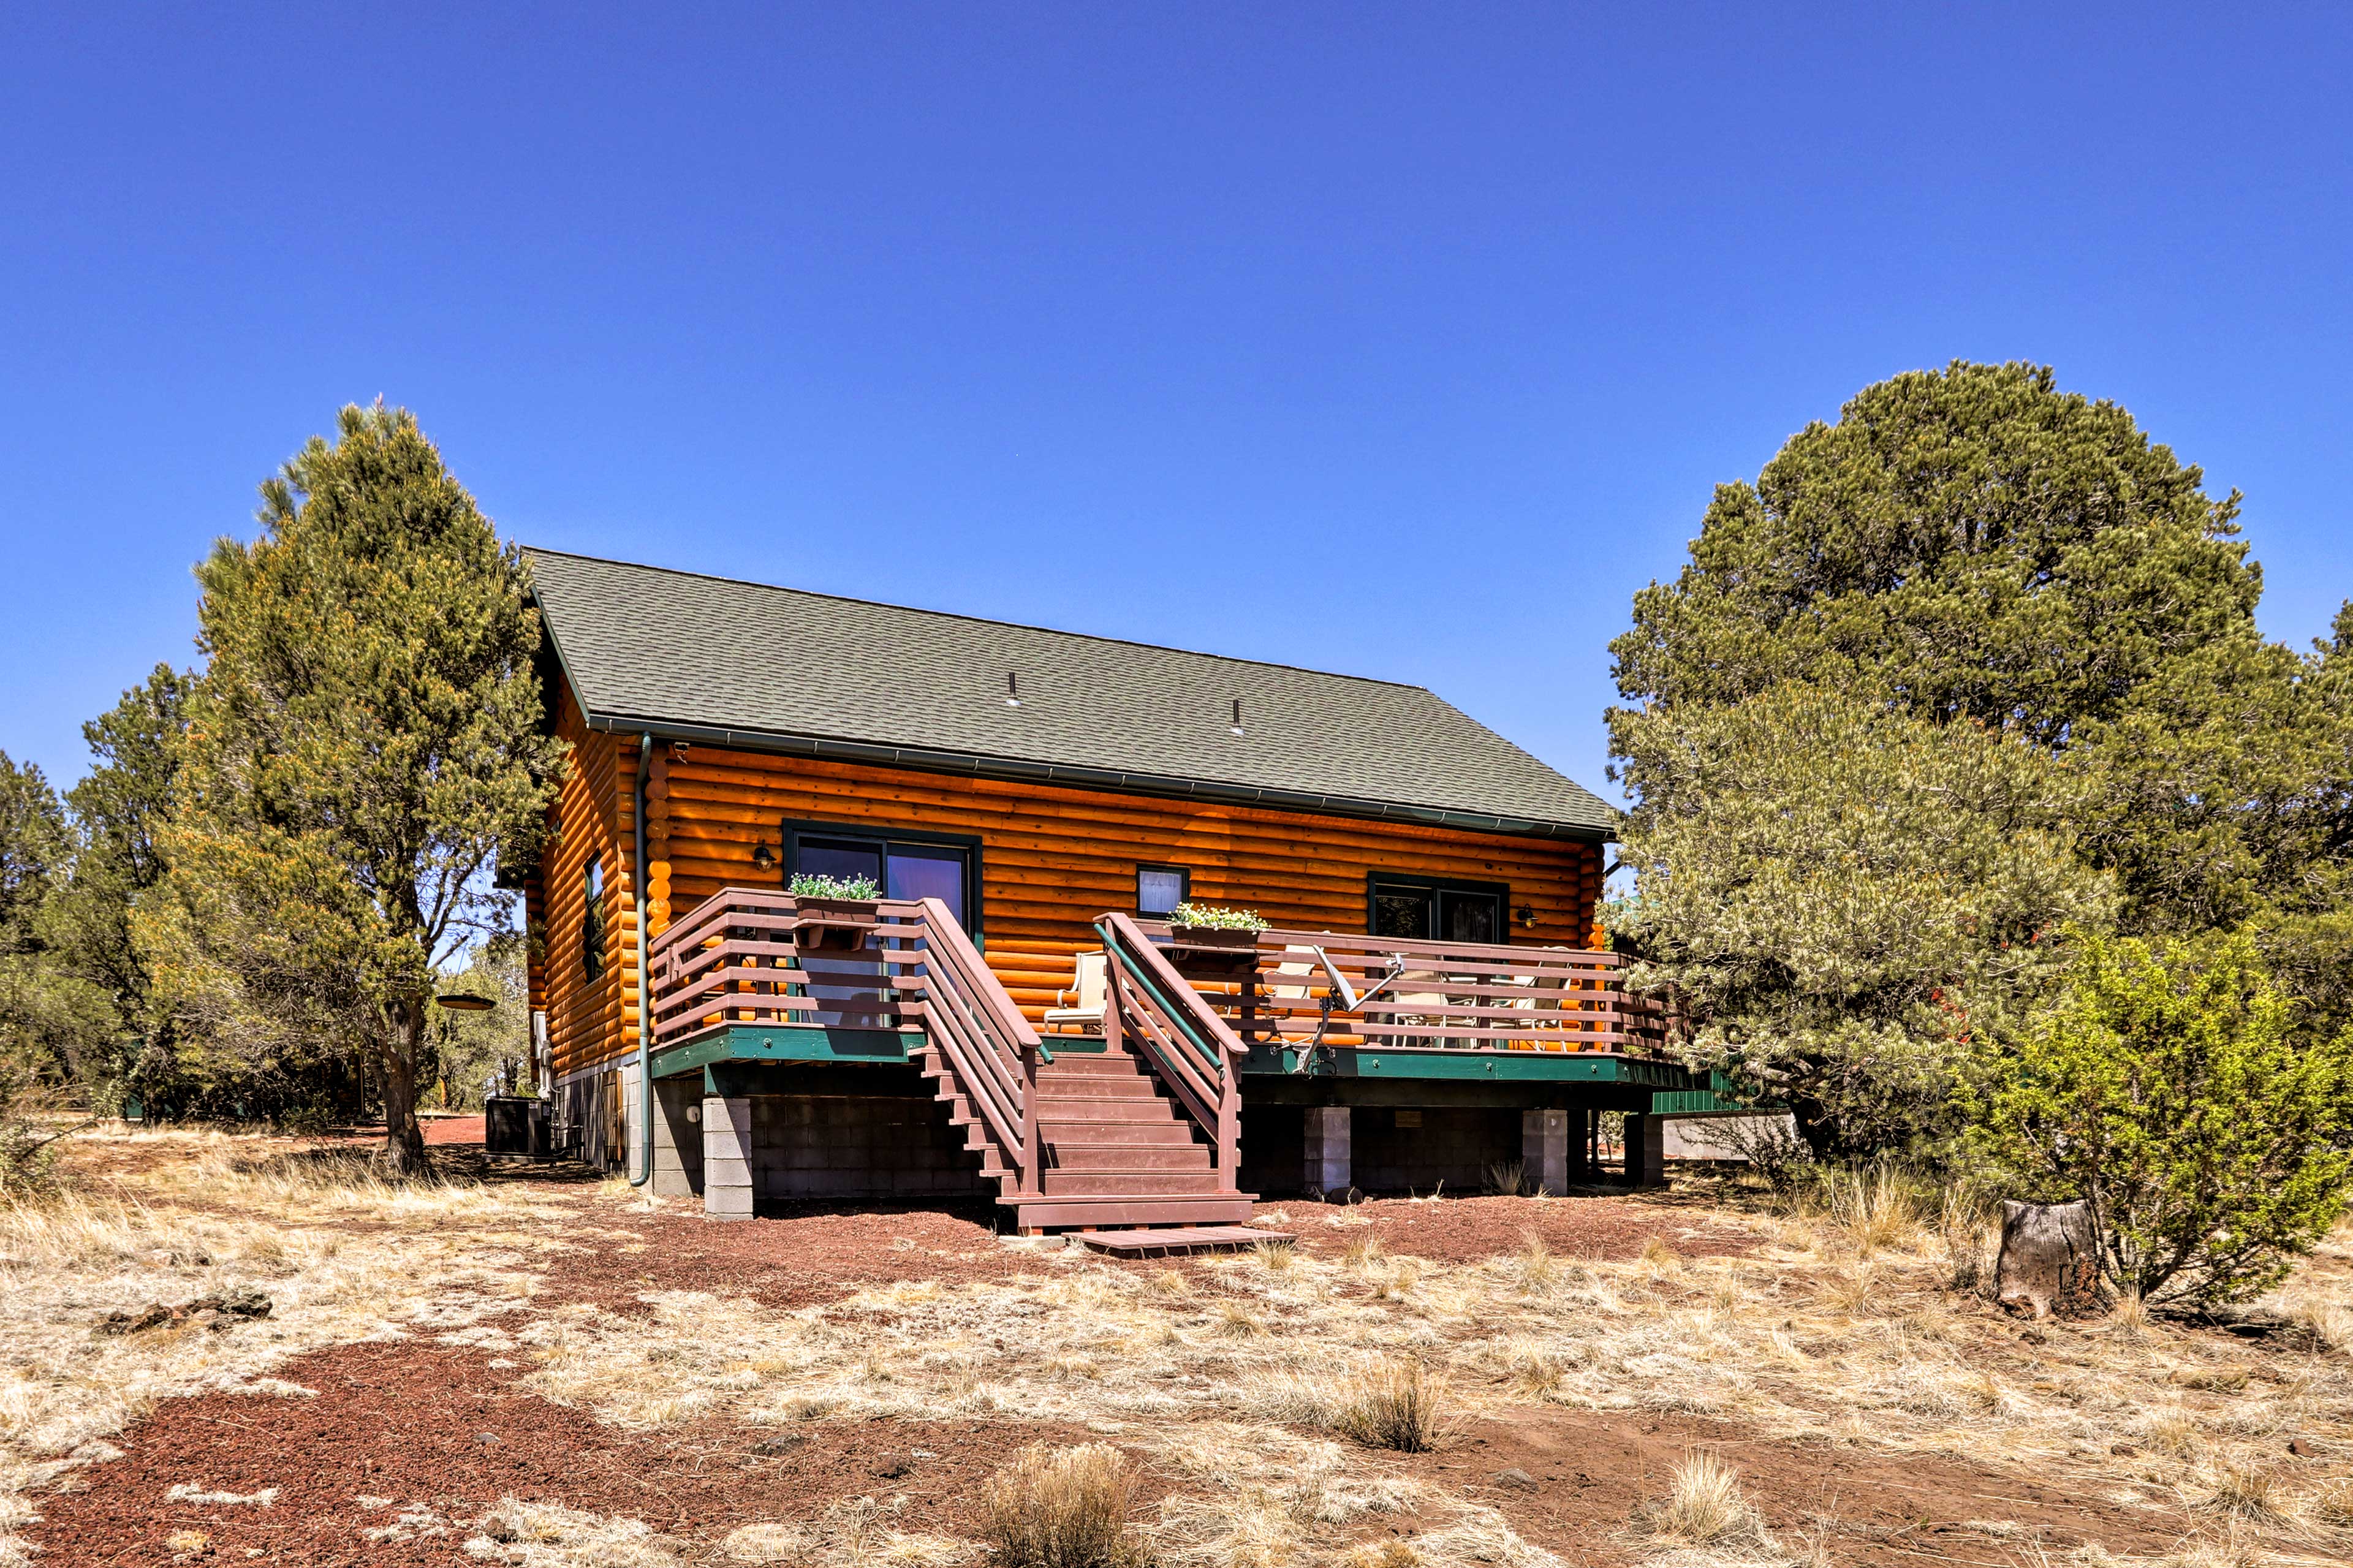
[143, 404, 564, 1172]
[1610, 684, 2113, 1157]
[1610, 362, 2353, 1135]
[1982, 931, 2353, 1306]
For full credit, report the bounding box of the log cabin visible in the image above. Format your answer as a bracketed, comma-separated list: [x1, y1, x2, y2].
[520, 548, 1699, 1238]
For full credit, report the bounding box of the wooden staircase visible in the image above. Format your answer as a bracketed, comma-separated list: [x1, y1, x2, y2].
[912, 1037, 1256, 1229]
[650, 888, 1262, 1237]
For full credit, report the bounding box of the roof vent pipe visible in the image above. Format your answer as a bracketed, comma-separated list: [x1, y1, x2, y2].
[1006, 672, 1020, 708]
[1230, 699, 1243, 737]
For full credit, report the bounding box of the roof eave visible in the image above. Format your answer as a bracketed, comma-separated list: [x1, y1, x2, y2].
[579, 710, 1617, 843]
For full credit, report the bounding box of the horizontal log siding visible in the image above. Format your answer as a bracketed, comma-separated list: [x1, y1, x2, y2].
[532, 692, 637, 1078]
[648, 748, 1604, 1025]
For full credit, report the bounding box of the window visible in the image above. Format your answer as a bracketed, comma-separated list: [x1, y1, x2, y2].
[581, 856, 606, 982]
[778, 820, 982, 937]
[1366, 874, 1508, 944]
[1136, 865, 1189, 917]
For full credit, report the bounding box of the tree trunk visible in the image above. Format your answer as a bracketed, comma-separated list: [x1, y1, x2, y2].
[1996, 1199, 2106, 1319]
[379, 1000, 431, 1177]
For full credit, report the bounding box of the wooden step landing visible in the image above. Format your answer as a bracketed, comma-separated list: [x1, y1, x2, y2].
[1073, 1225, 1295, 1257]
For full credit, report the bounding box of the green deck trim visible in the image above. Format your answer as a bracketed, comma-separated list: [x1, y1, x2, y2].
[1652, 1070, 1769, 1116]
[1242, 1044, 1700, 1087]
[650, 1025, 922, 1078]
[652, 1023, 1109, 1081]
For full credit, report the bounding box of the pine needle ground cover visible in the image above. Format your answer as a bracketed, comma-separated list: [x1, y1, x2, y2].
[5, 1132, 2351, 1567]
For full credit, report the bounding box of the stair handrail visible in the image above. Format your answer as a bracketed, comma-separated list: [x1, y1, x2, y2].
[911, 896, 1043, 1195]
[1096, 912, 1245, 1192]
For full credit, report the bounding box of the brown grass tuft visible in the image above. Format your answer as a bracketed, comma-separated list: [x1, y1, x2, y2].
[981, 1443, 1151, 1568]
[1631, 1450, 1775, 1551]
[1332, 1360, 1448, 1453]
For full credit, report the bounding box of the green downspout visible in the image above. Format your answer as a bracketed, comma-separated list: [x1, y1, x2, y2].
[629, 733, 655, 1186]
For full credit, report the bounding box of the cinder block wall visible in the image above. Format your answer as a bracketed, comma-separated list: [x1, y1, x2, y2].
[749, 1094, 991, 1200]
[1351, 1107, 1520, 1195]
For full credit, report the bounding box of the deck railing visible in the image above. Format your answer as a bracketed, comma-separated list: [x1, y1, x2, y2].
[1142, 925, 1675, 1056]
[1096, 913, 1245, 1191]
[647, 888, 1042, 1190]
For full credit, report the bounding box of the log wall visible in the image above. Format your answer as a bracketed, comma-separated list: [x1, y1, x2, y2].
[526, 691, 639, 1079]
[524, 743, 1603, 1073]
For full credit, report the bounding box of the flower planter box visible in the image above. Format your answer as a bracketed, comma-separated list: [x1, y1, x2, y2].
[792, 897, 879, 950]
[1169, 924, 1260, 952]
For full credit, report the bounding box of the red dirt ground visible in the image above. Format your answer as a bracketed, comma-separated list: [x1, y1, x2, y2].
[537, 1200, 1041, 1314]
[1268, 1192, 1759, 1265]
[420, 1116, 485, 1147]
[1438, 1406, 2191, 1568]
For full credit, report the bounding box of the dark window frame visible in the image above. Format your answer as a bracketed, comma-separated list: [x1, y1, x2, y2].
[1363, 871, 1514, 944]
[581, 855, 607, 983]
[1134, 863, 1191, 917]
[776, 816, 987, 946]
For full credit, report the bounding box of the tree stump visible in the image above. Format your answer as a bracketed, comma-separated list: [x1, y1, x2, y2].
[1995, 1200, 2107, 1319]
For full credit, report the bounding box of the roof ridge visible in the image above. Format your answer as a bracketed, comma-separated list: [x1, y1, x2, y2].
[521, 545, 1433, 692]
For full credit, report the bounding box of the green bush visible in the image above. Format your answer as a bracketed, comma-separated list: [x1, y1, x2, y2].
[1982, 931, 2353, 1306]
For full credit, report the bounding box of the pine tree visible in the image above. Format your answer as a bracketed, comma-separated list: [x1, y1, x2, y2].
[142, 404, 565, 1172]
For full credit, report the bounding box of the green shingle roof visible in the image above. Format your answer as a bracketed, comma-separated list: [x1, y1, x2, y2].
[525, 548, 1616, 839]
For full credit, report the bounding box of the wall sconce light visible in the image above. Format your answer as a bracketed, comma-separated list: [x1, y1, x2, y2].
[752, 839, 776, 872]
[1517, 905, 1537, 930]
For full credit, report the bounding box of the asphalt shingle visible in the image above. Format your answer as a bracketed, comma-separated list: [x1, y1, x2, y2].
[525, 548, 1616, 838]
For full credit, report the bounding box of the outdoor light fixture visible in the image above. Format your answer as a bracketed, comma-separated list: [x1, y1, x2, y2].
[752, 839, 776, 871]
[1517, 905, 1537, 929]
[435, 991, 496, 1013]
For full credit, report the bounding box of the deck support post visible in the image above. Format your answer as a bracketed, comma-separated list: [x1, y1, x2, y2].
[1304, 1105, 1351, 1199]
[702, 1094, 754, 1219]
[1623, 1112, 1666, 1188]
[1521, 1108, 1568, 1195]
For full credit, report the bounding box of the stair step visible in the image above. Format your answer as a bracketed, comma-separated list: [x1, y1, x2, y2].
[1044, 1170, 1227, 1196]
[1036, 1052, 1137, 1076]
[1007, 1194, 1259, 1229]
[1036, 1119, 1202, 1145]
[1077, 1225, 1295, 1256]
[1044, 1143, 1214, 1172]
[1034, 1096, 1185, 1123]
[1033, 1075, 1161, 1099]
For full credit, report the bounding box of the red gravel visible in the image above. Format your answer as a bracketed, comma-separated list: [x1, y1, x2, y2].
[1265, 1191, 1758, 1264]
[539, 1200, 1040, 1314]
[28, 1341, 1101, 1566]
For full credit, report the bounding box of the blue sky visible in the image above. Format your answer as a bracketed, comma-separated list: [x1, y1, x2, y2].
[4, 6, 2347, 808]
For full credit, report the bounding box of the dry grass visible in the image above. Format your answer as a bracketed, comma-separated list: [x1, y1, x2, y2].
[982, 1444, 1150, 1568]
[1329, 1360, 1449, 1453]
[1630, 1450, 1775, 1553]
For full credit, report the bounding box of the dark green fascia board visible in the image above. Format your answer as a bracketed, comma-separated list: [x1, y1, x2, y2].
[1653, 1069, 1779, 1116]
[651, 1023, 1112, 1086]
[650, 1025, 922, 1080]
[1243, 1045, 1702, 1088]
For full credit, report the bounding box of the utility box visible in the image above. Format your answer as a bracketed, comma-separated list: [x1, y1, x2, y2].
[485, 1096, 551, 1157]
